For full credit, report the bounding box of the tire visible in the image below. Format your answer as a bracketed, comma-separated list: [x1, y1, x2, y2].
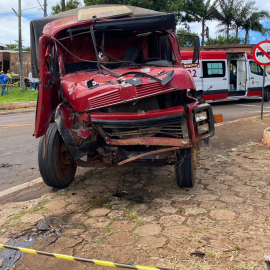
[264, 87, 270, 102]
[38, 123, 77, 188]
[175, 147, 197, 188]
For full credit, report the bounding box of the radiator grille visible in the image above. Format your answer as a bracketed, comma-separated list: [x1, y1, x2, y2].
[88, 82, 174, 110]
[95, 115, 189, 139]
[89, 89, 121, 109]
[135, 82, 173, 96]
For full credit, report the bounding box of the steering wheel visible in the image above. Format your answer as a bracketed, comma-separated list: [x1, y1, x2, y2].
[143, 57, 162, 63]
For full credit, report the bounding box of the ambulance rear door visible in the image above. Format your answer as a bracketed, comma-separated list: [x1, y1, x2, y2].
[201, 58, 229, 100]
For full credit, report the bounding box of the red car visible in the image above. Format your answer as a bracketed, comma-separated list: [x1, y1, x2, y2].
[30, 5, 214, 189]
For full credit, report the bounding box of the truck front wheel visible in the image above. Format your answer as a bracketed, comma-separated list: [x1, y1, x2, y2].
[38, 123, 77, 188]
[175, 147, 197, 188]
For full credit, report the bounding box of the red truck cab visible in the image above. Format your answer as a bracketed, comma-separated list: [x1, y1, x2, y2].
[30, 5, 214, 189]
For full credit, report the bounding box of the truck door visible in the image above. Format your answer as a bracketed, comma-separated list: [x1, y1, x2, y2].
[202, 60, 228, 100]
[247, 60, 264, 96]
[35, 36, 60, 138]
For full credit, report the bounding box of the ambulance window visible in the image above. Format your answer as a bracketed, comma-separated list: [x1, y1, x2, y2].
[249, 62, 263, 76]
[202, 61, 226, 77]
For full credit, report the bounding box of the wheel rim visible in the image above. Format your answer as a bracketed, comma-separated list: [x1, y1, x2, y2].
[53, 133, 77, 186]
[59, 141, 75, 172]
[266, 90, 270, 101]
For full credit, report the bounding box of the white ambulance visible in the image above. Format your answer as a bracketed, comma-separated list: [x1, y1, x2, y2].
[181, 51, 270, 101]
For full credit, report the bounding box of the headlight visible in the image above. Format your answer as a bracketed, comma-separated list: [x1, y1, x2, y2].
[195, 111, 208, 122]
[197, 123, 210, 134]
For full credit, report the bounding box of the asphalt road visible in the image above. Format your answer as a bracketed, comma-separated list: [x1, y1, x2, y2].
[0, 112, 39, 191]
[0, 97, 269, 195]
[209, 97, 270, 121]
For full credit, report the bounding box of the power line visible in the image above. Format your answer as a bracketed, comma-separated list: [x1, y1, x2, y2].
[0, 6, 41, 16]
[36, 0, 44, 12]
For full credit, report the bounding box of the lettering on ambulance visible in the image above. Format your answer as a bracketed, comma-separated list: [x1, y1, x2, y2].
[183, 62, 203, 92]
[185, 62, 201, 78]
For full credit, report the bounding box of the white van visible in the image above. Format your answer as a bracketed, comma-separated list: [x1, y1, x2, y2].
[181, 51, 270, 101]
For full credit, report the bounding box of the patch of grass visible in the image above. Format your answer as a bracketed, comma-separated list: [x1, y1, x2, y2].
[58, 187, 71, 196]
[28, 197, 51, 214]
[250, 117, 270, 123]
[103, 227, 114, 235]
[120, 207, 143, 226]
[0, 87, 38, 104]
[233, 262, 257, 270]
[226, 152, 231, 157]
[94, 237, 107, 244]
[178, 206, 185, 213]
[207, 250, 222, 259]
[109, 216, 121, 222]
[5, 197, 51, 227]
[118, 175, 124, 189]
[234, 246, 241, 251]
[6, 210, 28, 226]
[82, 172, 92, 181]
[127, 209, 138, 222]
[102, 192, 113, 199]
[103, 202, 112, 209]
[200, 265, 212, 270]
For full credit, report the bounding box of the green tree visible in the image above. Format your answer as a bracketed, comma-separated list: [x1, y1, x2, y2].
[23, 46, 31, 51]
[177, 28, 199, 47]
[232, 0, 254, 42]
[204, 34, 244, 45]
[83, 0, 184, 20]
[5, 43, 18, 50]
[182, 0, 219, 46]
[51, 0, 82, 15]
[215, 0, 245, 43]
[5, 41, 30, 51]
[242, 10, 270, 44]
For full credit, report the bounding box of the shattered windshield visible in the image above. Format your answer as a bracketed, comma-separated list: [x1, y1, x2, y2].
[55, 29, 175, 74]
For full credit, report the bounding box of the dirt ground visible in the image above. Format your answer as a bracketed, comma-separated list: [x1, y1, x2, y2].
[1, 117, 270, 270]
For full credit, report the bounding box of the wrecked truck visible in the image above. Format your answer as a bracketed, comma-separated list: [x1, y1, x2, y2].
[30, 5, 214, 189]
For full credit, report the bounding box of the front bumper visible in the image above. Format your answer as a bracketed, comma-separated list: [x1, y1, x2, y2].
[91, 107, 193, 147]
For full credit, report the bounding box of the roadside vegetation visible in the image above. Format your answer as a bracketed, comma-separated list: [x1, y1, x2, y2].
[0, 87, 38, 105]
[50, 0, 270, 46]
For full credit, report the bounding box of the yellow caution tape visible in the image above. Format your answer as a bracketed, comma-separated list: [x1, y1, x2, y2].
[0, 244, 176, 270]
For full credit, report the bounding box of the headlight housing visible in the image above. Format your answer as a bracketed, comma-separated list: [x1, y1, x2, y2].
[193, 103, 215, 139]
[195, 111, 208, 122]
[197, 123, 210, 134]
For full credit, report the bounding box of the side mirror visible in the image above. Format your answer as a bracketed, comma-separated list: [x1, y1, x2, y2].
[192, 36, 200, 64]
[177, 34, 200, 65]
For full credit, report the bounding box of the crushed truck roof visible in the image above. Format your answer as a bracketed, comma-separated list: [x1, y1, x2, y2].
[30, 5, 175, 77]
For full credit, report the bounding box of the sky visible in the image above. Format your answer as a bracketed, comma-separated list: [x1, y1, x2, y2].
[0, 0, 270, 47]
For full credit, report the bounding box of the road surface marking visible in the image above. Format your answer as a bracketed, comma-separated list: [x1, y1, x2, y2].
[0, 122, 34, 129]
[236, 104, 261, 107]
[235, 104, 270, 109]
[0, 177, 43, 199]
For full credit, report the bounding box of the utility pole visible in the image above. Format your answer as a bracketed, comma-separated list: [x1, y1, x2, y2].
[44, 0, 47, 17]
[18, 0, 26, 90]
[62, 0, 65, 12]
